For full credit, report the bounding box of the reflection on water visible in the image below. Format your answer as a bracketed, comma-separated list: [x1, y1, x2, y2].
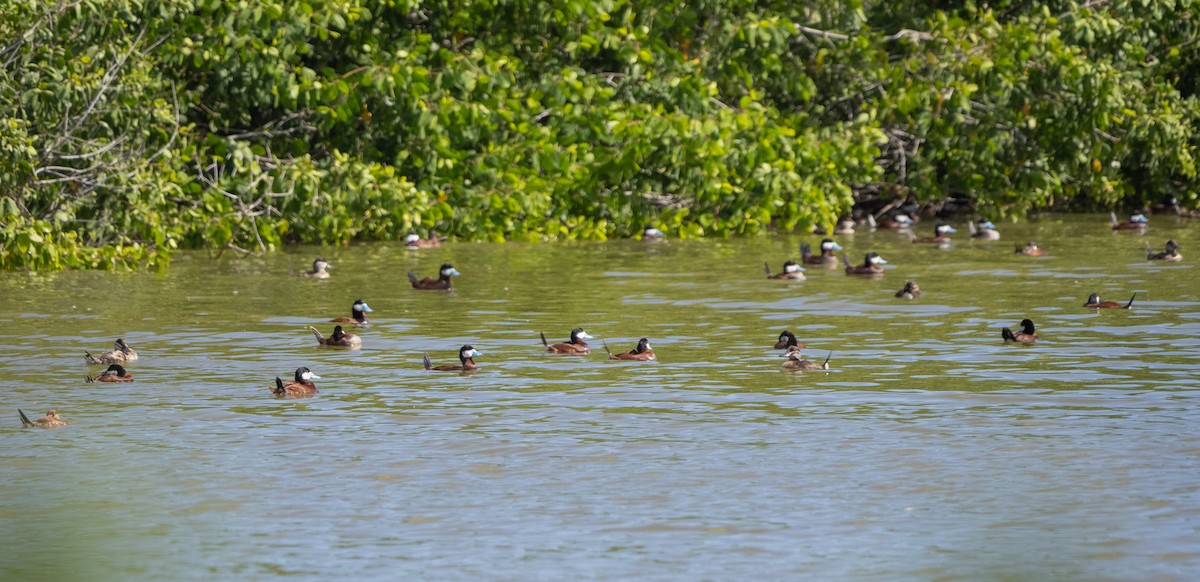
[2, 214, 1199, 580]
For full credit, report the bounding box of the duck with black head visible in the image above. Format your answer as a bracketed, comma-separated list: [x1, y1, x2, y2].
[19, 409, 68, 429]
[774, 330, 805, 350]
[604, 338, 656, 361]
[85, 364, 134, 383]
[1146, 240, 1182, 261]
[910, 223, 956, 244]
[331, 299, 373, 325]
[801, 238, 844, 267]
[85, 338, 138, 365]
[765, 260, 806, 280]
[642, 226, 665, 242]
[1083, 293, 1136, 309]
[271, 367, 320, 397]
[408, 263, 460, 290]
[309, 325, 362, 348]
[895, 281, 921, 299]
[876, 213, 916, 230]
[298, 257, 333, 279]
[541, 328, 594, 355]
[1111, 211, 1149, 230]
[1001, 319, 1038, 343]
[1015, 242, 1047, 256]
[423, 345, 483, 371]
[843, 252, 888, 276]
[780, 346, 832, 370]
[968, 218, 1001, 240]
[405, 230, 442, 249]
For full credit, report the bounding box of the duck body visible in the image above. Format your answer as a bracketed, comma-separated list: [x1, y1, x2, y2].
[1083, 293, 1136, 309]
[774, 330, 805, 350]
[408, 263, 459, 290]
[331, 299, 373, 325]
[1016, 242, 1047, 256]
[271, 367, 320, 397]
[969, 219, 1001, 240]
[1147, 240, 1182, 261]
[1111, 211, 1149, 230]
[310, 325, 362, 348]
[423, 345, 482, 371]
[781, 347, 832, 370]
[844, 252, 888, 276]
[765, 260, 806, 280]
[85, 364, 134, 383]
[605, 338, 656, 361]
[542, 328, 593, 355]
[801, 239, 843, 267]
[19, 409, 67, 429]
[877, 213, 915, 230]
[1002, 319, 1038, 343]
[641, 226, 665, 242]
[911, 223, 956, 244]
[298, 257, 333, 279]
[85, 338, 138, 365]
[895, 281, 921, 299]
[405, 230, 442, 249]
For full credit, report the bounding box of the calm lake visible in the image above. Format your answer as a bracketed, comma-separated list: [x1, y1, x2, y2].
[2, 213, 1198, 580]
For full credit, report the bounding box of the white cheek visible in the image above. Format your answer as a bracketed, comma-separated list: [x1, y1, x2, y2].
[785, 264, 801, 273]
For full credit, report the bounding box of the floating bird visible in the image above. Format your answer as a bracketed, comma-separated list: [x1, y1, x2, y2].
[19, 409, 68, 429]
[423, 345, 483, 371]
[541, 328, 593, 355]
[407, 263, 460, 290]
[765, 260, 806, 281]
[1001, 319, 1038, 343]
[1083, 293, 1136, 309]
[895, 281, 921, 299]
[330, 299, 373, 325]
[85, 364, 134, 383]
[604, 338, 656, 361]
[1146, 240, 1182, 262]
[85, 338, 138, 365]
[298, 257, 333, 279]
[309, 325, 362, 348]
[781, 347, 832, 370]
[271, 367, 320, 397]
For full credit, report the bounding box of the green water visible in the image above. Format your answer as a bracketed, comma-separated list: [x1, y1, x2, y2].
[2, 213, 1198, 580]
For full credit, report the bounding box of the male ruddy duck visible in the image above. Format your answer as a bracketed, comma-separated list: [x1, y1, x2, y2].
[1001, 319, 1038, 343]
[1146, 240, 1182, 261]
[774, 330, 805, 350]
[1015, 242, 1047, 256]
[309, 325, 362, 348]
[19, 409, 68, 429]
[780, 346, 832, 370]
[85, 338, 138, 365]
[271, 367, 320, 397]
[765, 260, 806, 280]
[874, 213, 916, 230]
[541, 328, 593, 355]
[331, 299, 373, 325]
[642, 226, 665, 242]
[895, 281, 921, 299]
[85, 364, 134, 383]
[1111, 211, 1148, 230]
[407, 263, 460, 290]
[843, 252, 888, 276]
[423, 345, 483, 371]
[299, 257, 333, 279]
[910, 223, 956, 244]
[405, 230, 442, 249]
[801, 238, 844, 267]
[968, 219, 1001, 240]
[604, 338, 656, 361]
[1083, 293, 1136, 309]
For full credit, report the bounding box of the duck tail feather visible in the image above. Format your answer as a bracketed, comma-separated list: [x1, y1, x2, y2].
[602, 341, 613, 355]
[540, 332, 549, 347]
[19, 409, 32, 427]
[1125, 293, 1137, 309]
[273, 377, 285, 396]
[422, 353, 432, 370]
[407, 271, 419, 286]
[1002, 328, 1016, 342]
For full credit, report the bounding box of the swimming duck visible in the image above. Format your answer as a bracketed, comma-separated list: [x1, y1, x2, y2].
[84, 338, 138, 365]
[604, 338, 656, 361]
[19, 409, 68, 429]
[1015, 242, 1047, 256]
[895, 281, 921, 299]
[298, 257, 333, 279]
[968, 218, 1001, 240]
[642, 226, 665, 242]
[843, 252, 888, 276]
[910, 223, 956, 244]
[875, 213, 916, 230]
[780, 346, 832, 370]
[1146, 240, 1182, 261]
[541, 328, 593, 355]
[423, 345, 483, 371]
[85, 364, 134, 383]
[1111, 211, 1148, 230]
[271, 367, 320, 397]
[1001, 319, 1038, 343]
[774, 330, 805, 350]
[405, 230, 442, 249]
[765, 260, 806, 281]
[309, 325, 362, 348]
[407, 263, 460, 290]
[330, 299, 373, 325]
[801, 239, 844, 267]
[1083, 293, 1136, 309]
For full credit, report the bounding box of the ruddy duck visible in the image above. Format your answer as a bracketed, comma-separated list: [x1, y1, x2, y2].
[875, 213, 916, 230]
[642, 226, 665, 242]
[1111, 211, 1148, 230]
[1015, 242, 1047, 256]
[765, 260, 806, 280]
[271, 367, 320, 397]
[895, 281, 921, 299]
[405, 230, 442, 249]
[780, 346, 832, 370]
[407, 263, 460, 290]
[1001, 319, 1038, 343]
[299, 257, 333, 279]
[604, 338, 656, 361]
[85, 364, 134, 383]
[1146, 240, 1182, 261]
[774, 330, 804, 350]
[844, 252, 888, 276]
[801, 238, 844, 267]
[309, 325, 362, 348]
[85, 338, 138, 365]
[911, 223, 956, 244]
[1083, 293, 1136, 309]
[331, 299, 373, 325]
[423, 345, 483, 371]
[541, 328, 593, 355]
[19, 409, 67, 429]
[968, 218, 1000, 240]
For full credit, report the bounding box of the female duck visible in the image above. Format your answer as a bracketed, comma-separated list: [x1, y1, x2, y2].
[765, 260, 806, 280]
[1146, 240, 1182, 261]
[423, 345, 483, 371]
[911, 223, 956, 244]
[844, 252, 888, 276]
[781, 346, 832, 370]
[405, 230, 442, 249]
[1083, 293, 1136, 309]
[1001, 319, 1038, 343]
[299, 257, 333, 279]
[605, 338, 656, 361]
[85, 364, 134, 383]
[271, 367, 320, 397]
[541, 328, 593, 355]
[309, 325, 362, 348]
[801, 239, 843, 267]
[774, 330, 804, 350]
[968, 219, 1000, 240]
[331, 299, 373, 325]
[407, 263, 460, 290]
[1111, 211, 1148, 230]
[19, 409, 68, 429]
[85, 338, 138, 365]
[1015, 242, 1047, 256]
[895, 281, 921, 299]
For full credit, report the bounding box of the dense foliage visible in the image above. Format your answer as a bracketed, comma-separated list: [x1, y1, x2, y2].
[2, 0, 1198, 268]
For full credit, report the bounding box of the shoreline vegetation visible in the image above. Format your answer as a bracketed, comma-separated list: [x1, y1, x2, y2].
[2, 1, 1197, 270]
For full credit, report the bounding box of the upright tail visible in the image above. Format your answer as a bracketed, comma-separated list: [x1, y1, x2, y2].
[272, 377, 285, 397]
[1110, 211, 1119, 226]
[841, 253, 852, 269]
[407, 271, 419, 287]
[1145, 240, 1153, 257]
[968, 220, 978, 235]
[19, 409, 32, 428]
[308, 326, 326, 344]
[602, 341, 613, 356]
[540, 332, 549, 347]
[865, 214, 878, 229]
[1002, 327, 1016, 342]
[84, 374, 95, 383]
[422, 353, 432, 370]
[822, 351, 833, 368]
[800, 242, 812, 258]
[763, 262, 772, 277]
[84, 351, 97, 364]
[1124, 293, 1137, 309]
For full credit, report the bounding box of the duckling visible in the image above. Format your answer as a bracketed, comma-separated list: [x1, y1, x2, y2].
[1146, 240, 1182, 261]
[19, 409, 68, 429]
[780, 346, 832, 370]
[271, 367, 320, 397]
[765, 260, 806, 281]
[407, 263, 460, 290]
[85, 364, 134, 383]
[895, 281, 921, 299]
[1015, 242, 1047, 256]
[298, 257, 333, 279]
[910, 223, 956, 244]
[1111, 211, 1148, 230]
[330, 299, 373, 325]
[642, 226, 666, 242]
[309, 325, 362, 348]
[423, 345, 483, 371]
[405, 230, 442, 249]
[541, 328, 593, 355]
[774, 330, 805, 350]
[843, 252, 888, 276]
[1001, 319, 1038, 343]
[604, 338, 656, 361]
[84, 338, 138, 365]
[801, 239, 844, 267]
[968, 218, 1001, 240]
[1083, 293, 1136, 309]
